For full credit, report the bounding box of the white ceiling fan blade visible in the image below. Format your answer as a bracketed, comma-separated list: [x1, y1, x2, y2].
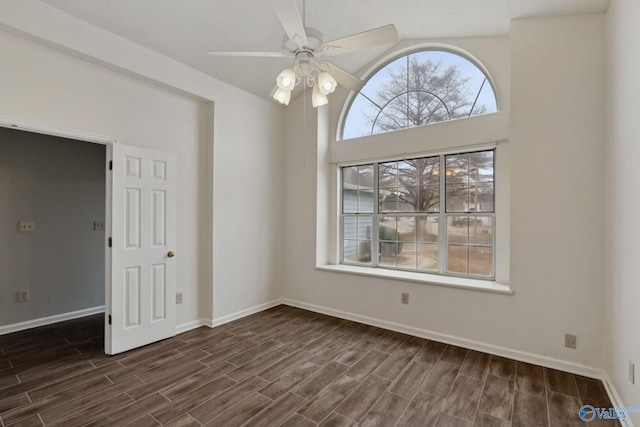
[273, 0, 308, 47]
[319, 62, 365, 92]
[320, 24, 399, 56]
[207, 51, 289, 58]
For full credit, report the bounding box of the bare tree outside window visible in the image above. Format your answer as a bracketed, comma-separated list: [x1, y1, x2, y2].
[341, 150, 495, 278]
[342, 50, 497, 140]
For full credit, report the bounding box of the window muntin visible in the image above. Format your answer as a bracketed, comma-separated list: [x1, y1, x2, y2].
[341, 149, 495, 279]
[342, 50, 498, 140]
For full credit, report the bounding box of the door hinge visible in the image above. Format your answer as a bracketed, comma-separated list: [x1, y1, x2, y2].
[108, 314, 112, 325]
[108, 237, 112, 248]
[109, 160, 113, 171]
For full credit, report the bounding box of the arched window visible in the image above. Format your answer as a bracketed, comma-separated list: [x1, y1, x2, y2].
[342, 50, 498, 140]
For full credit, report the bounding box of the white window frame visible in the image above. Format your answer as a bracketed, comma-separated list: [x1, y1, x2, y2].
[339, 149, 496, 280]
[318, 41, 511, 295]
[317, 140, 511, 295]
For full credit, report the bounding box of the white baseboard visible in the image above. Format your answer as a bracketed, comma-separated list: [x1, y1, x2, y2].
[209, 299, 283, 328]
[601, 371, 636, 427]
[175, 318, 212, 334]
[0, 306, 105, 335]
[282, 298, 603, 380]
[175, 300, 283, 335]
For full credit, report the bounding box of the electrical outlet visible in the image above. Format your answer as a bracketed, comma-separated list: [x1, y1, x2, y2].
[176, 292, 183, 304]
[565, 333, 577, 349]
[401, 292, 409, 305]
[17, 290, 29, 302]
[19, 221, 36, 232]
[630, 361, 635, 385]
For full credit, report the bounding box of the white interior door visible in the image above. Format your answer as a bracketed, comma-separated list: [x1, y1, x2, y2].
[106, 143, 177, 355]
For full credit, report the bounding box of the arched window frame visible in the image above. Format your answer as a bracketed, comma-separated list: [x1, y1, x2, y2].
[338, 46, 500, 142]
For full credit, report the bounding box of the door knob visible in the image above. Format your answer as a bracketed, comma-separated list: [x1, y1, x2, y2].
[167, 251, 175, 258]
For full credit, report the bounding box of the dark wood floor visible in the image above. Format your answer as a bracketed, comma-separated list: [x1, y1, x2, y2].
[0, 305, 618, 426]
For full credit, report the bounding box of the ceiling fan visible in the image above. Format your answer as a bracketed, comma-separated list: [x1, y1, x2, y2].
[207, 0, 399, 107]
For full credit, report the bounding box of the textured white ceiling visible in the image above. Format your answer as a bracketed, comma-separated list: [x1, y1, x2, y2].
[39, 0, 610, 100]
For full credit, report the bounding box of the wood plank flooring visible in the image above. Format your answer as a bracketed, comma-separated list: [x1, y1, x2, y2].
[0, 305, 619, 426]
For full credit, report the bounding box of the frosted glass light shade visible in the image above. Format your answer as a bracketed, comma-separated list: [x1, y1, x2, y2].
[273, 87, 291, 105]
[312, 84, 328, 107]
[276, 68, 296, 91]
[317, 72, 337, 95]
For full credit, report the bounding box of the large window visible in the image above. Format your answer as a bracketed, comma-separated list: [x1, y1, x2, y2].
[341, 149, 495, 279]
[342, 50, 497, 140]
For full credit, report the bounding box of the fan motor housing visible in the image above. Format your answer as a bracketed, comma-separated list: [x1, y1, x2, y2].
[283, 27, 323, 57]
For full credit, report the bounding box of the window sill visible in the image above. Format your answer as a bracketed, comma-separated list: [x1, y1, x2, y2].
[315, 264, 513, 295]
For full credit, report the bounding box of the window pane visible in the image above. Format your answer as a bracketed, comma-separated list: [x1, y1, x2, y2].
[446, 154, 469, 184]
[357, 241, 373, 264]
[448, 216, 469, 244]
[469, 183, 494, 212]
[379, 216, 398, 240]
[418, 243, 438, 271]
[417, 217, 438, 243]
[397, 161, 418, 212]
[379, 188, 399, 213]
[379, 242, 398, 266]
[358, 165, 374, 188]
[469, 151, 494, 183]
[357, 217, 373, 240]
[343, 217, 356, 240]
[398, 243, 417, 270]
[358, 190, 375, 213]
[379, 216, 400, 266]
[470, 246, 493, 276]
[469, 216, 493, 246]
[398, 186, 418, 212]
[343, 190, 359, 213]
[446, 183, 468, 212]
[343, 240, 357, 263]
[379, 161, 397, 188]
[342, 166, 358, 188]
[398, 216, 416, 242]
[419, 185, 440, 213]
[447, 245, 468, 274]
[417, 157, 440, 186]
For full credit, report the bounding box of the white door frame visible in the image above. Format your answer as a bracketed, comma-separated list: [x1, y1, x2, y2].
[0, 115, 116, 353]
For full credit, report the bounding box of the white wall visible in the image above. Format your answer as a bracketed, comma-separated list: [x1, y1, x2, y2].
[211, 93, 285, 319]
[0, 128, 105, 325]
[0, 30, 207, 327]
[0, 1, 284, 329]
[283, 15, 606, 372]
[510, 15, 605, 367]
[604, 0, 640, 422]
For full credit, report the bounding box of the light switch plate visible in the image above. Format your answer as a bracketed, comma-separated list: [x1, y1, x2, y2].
[93, 221, 105, 231]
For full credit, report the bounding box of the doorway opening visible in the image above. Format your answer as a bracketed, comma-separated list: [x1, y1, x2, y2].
[0, 124, 109, 352]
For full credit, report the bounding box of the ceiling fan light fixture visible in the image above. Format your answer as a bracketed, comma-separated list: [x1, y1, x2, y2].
[276, 67, 296, 91]
[317, 72, 337, 95]
[312, 84, 329, 107]
[273, 87, 291, 105]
